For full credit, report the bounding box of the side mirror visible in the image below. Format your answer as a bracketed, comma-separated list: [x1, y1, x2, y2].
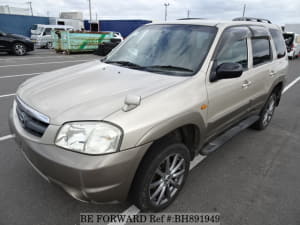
[214, 62, 243, 81]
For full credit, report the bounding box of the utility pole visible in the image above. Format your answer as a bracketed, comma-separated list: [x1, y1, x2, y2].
[6, 5, 10, 14]
[164, 3, 170, 21]
[242, 4, 246, 17]
[27, 1, 33, 16]
[187, 9, 191, 18]
[88, 0, 92, 22]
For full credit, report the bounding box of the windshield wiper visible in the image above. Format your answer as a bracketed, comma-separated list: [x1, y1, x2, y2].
[145, 65, 194, 73]
[104, 60, 144, 68]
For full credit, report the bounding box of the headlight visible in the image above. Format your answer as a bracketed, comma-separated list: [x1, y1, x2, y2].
[55, 122, 122, 155]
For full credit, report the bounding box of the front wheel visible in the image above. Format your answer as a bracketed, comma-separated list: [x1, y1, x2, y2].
[46, 42, 53, 49]
[12, 42, 27, 56]
[132, 141, 190, 212]
[252, 93, 277, 130]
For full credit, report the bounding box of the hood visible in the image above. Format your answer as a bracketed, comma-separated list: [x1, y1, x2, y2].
[17, 60, 188, 125]
[7, 33, 29, 40]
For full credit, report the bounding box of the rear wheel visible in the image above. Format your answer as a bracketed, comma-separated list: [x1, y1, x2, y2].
[132, 141, 190, 212]
[12, 42, 27, 56]
[252, 92, 277, 130]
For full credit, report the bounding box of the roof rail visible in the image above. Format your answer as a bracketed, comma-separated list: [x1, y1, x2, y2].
[233, 17, 272, 24]
[177, 18, 206, 20]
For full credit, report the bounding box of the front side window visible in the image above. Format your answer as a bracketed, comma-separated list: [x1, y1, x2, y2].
[215, 27, 249, 69]
[270, 29, 286, 59]
[104, 24, 217, 76]
[252, 38, 272, 66]
[43, 28, 52, 35]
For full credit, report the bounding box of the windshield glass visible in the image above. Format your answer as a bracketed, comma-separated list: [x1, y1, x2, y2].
[104, 24, 217, 76]
[31, 25, 43, 34]
[31, 24, 38, 30]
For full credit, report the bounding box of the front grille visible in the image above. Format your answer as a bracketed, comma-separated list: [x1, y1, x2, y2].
[16, 97, 49, 137]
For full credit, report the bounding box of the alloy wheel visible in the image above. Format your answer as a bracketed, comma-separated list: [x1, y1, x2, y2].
[15, 44, 26, 55]
[262, 95, 276, 127]
[148, 153, 187, 206]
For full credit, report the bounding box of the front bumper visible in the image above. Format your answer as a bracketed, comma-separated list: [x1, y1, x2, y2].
[287, 50, 295, 57]
[9, 107, 150, 203]
[25, 41, 35, 51]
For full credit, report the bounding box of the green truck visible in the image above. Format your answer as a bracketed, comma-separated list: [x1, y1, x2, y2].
[52, 30, 113, 54]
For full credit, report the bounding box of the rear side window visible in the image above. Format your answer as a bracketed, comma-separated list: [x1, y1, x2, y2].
[215, 27, 249, 69]
[270, 29, 286, 59]
[252, 38, 272, 66]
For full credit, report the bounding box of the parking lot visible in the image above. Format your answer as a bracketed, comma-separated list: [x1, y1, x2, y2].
[0, 49, 299, 225]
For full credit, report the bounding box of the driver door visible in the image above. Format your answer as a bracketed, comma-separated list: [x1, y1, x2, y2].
[206, 26, 253, 139]
[0, 32, 10, 50]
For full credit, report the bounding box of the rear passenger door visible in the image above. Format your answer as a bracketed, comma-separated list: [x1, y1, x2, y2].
[0, 32, 10, 50]
[269, 28, 288, 86]
[247, 26, 275, 112]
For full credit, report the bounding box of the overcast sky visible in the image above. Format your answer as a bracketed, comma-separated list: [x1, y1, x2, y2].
[2, 0, 300, 25]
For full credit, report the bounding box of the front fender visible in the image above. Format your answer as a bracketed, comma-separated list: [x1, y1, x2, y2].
[136, 111, 206, 149]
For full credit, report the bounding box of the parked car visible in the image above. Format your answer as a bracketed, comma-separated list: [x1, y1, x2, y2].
[112, 31, 124, 41]
[94, 37, 122, 56]
[30, 24, 73, 49]
[9, 19, 288, 212]
[95, 32, 123, 56]
[0, 30, 34, 56]
[283, 32, 300, 59]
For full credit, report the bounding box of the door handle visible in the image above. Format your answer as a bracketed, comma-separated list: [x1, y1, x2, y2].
[242, 80, 252, 88]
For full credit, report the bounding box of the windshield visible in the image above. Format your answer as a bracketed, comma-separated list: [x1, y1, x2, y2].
[31, 25, 43, 34]
[31, 24, 38, 30]
[104, 24, 217, 76]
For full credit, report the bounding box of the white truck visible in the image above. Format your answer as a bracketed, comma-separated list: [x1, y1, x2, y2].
[30, 24, 73, 49]
[49, 17, 84, 31]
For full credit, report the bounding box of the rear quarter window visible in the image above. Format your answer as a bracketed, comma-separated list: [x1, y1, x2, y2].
[270, 29, 286, 59]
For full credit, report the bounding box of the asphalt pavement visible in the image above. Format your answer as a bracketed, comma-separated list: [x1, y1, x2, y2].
[0, 49, 299, 225]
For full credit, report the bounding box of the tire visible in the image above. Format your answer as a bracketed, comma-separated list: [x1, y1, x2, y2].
[12, 42, 27, 56]
[46, 42, 53, 49]
[131, 140, 190, 212]
[252, 92, 277, 130]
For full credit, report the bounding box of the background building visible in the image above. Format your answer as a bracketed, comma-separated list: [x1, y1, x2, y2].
[0, 5, 30, 16]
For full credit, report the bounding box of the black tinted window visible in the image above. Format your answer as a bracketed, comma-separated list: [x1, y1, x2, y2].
[44, 28, 52, 35]
[252, 38, 272, 66]
[216, 27, 249, 69]
[270, 29, 286, 59]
